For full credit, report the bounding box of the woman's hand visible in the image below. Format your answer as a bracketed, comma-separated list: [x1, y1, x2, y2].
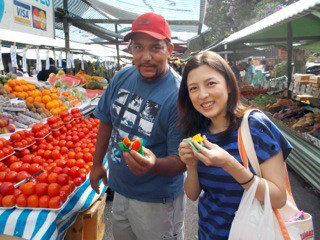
[192, 139, 233, 168]
[178, 141, 198, 169]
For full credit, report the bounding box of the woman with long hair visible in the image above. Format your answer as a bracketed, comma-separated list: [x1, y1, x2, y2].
[177, 51, 292, 239]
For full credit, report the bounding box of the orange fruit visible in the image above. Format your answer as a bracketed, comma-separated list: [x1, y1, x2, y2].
[46, 101, 55, 110]
[42, 90, 51, 96]
[50, 108, 59, 115]
[42, 95, 52, 104]
[8, 80, 16, 88]
[34, 96, 42, 103]
[14, 86, 23, 92]
[50, 93, 58, 100]
[26, 97, 34, 104]
[4, 85, 12, 92]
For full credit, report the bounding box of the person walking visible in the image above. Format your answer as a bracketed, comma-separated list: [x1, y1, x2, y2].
[90, 12, 186, 240]
[177, 51, 292, 239]
[244, 58, 255, 83]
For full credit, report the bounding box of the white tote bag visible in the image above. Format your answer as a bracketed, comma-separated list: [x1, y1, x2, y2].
[238, 109, 314, 240]
[229, 177, 283, 240]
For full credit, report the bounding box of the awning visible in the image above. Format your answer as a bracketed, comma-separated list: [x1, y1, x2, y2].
[208, 0, 320, 51]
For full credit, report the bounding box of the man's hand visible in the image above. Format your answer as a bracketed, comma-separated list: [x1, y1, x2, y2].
[89, 164, 108, 194]
[123, 147, 156, 175]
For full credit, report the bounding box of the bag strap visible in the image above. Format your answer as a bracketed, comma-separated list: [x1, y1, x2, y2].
[238, 109, 292, 240]
[240, 109, 262, 176]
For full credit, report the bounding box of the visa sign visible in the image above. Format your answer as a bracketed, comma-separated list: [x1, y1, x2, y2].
[14, 0, 31, 26]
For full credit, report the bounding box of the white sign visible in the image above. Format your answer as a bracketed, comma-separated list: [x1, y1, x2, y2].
[45, 49, 49, 70]
[58, 51, 62, 68]
[81, 53, 84, 70]
[0, 44, 4, 71]
[10, 46, 18, 68]
[0, 0, 54, 38]
[36, 47, 41, 71]
[22, 47, 27, 72]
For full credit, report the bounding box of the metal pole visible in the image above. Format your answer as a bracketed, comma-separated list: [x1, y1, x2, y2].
[287, 22, 293, 99]
[63, 0, 70, 70]
[115, 24, 120, 69]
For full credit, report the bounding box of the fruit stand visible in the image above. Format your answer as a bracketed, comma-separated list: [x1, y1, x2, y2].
[241, 74, 320, 192]
[0, 72, 108, 239]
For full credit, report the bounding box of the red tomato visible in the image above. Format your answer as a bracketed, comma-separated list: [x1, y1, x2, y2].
[0, 162, 6, 171]
[71, 108, 80, 115]
[2, 147, 10, 156]
[58, 140, 66, 148]
[0, 172, 6, 182]
[75, 152, 83, 160]
[46, 134, 53, 143]
[20, 163, 30, 172]
[60, 111, 69, 119]
[32, 124, 44, 134]
[21, 154, 33, 164]
[29, 163, 42, 175]
[53, 131, 61, 139]
[35, 131, 45, 139]
[52, 167, 63, 174]
[74, 147, 82, 153]
[69, 166, 80, 179]
[49, 196, 61, 208]
[10, 133, 21, 143]
[47, 116, 59, 126]
[16, 194, 27, 207]
[37, 172, 48, 183]
[67, 152, 76, 160]
[60, 185, 71, 196]
[62, 167, 70, 175]
[57, 174, 69, 186]
[33, 156, 44, 165]
[31, 145, 38, 153]
[73, 177, 83, 186]
[43, 150, 52, 159]
[39, 195, 50, 208]
[2, 195, 15, 207]
[48, 172, 58, 183]
[36, 149, 45, 157]
[14, 189, 22, 198]
[76, 159, 85, 168]
[48, 183, 61, 197]
[20, 182, 35, 195]
[16, 171, 29, 182]
[51, 150, 61, 160]
[5, 171, 17, 182]
[35, 183, 48, 196]
[0, 182, 14, 195]
[66, 159, 76, 168]
[83, 153, 93, 163]
[27, 194, 39, 207]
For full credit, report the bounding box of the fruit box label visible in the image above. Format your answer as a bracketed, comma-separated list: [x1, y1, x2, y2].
[13, 0, 31, 26]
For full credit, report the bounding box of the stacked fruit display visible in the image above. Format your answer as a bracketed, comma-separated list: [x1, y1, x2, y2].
[0, 115, 16, 134]
[9, 130, 36, 149]
[4, 80, 37, 99]
[0, 138, 15, 160]
[0, 116, 99, 209]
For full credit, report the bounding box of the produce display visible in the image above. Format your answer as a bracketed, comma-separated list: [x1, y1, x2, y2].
[0, 112, 99, 209]
[251, 94, 320, 141]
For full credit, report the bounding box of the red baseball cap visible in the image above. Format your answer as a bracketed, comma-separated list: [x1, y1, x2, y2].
[124, 13, 171, 42]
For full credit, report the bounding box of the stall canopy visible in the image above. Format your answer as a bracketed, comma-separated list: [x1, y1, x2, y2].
[54, 0, 208, 56]
[208, 0, 320, 52]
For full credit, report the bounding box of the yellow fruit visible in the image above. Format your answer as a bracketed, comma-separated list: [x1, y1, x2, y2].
[46, 101, 55, 110]
[34, 96, 42, 103]
[42, 90, 51, 96]
[42, 95, 52, 104]
[14, 86, 23, 92]
[50, 108, 59, 115]
[26, 97, 34, 104]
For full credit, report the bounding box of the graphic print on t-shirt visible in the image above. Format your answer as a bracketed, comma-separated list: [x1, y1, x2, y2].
[110, 88, 161, 163]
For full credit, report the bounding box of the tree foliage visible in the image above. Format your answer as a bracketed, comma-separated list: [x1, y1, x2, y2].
[205, 0, 297, 42]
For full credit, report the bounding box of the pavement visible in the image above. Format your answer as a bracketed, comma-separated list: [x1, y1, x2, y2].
[102, 167, 319, 239]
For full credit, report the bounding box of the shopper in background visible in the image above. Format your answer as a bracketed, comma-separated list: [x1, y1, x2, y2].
[229, 61, 241, 81]
[37, 58, 58, 81]
[177, 51, 292, 239]
[90, 12, 186, 240]
[244, 57, 255, 83]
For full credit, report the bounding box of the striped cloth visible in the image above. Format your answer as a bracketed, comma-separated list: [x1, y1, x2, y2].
[0, 160, 108, 240]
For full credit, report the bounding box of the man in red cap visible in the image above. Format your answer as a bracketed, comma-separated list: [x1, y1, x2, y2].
[90, 12, 186, 240]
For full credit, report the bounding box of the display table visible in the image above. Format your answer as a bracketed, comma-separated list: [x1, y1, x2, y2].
[0, 161, 108, 240]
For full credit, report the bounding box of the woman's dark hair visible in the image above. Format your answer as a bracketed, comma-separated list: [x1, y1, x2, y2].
[177, 51, 247, 136]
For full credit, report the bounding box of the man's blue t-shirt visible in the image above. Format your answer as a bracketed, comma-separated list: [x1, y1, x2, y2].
[93, 66, 184, 203]
[197, 111, 292, 240]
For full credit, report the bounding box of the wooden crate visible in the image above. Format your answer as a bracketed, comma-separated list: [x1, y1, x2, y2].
[65, 194, 106, 240]
[294, 73, 314, 82]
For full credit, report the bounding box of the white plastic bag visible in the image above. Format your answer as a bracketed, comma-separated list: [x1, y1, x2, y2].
[229, 177, 282, 240]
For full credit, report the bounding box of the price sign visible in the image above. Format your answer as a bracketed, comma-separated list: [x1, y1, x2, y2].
[289, 82, 294, 91]
[306, 86, 312, 95]
[294, 83, 300, 93]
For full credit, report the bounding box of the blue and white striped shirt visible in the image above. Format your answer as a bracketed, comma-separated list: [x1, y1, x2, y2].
[197, 111, 292, 240]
